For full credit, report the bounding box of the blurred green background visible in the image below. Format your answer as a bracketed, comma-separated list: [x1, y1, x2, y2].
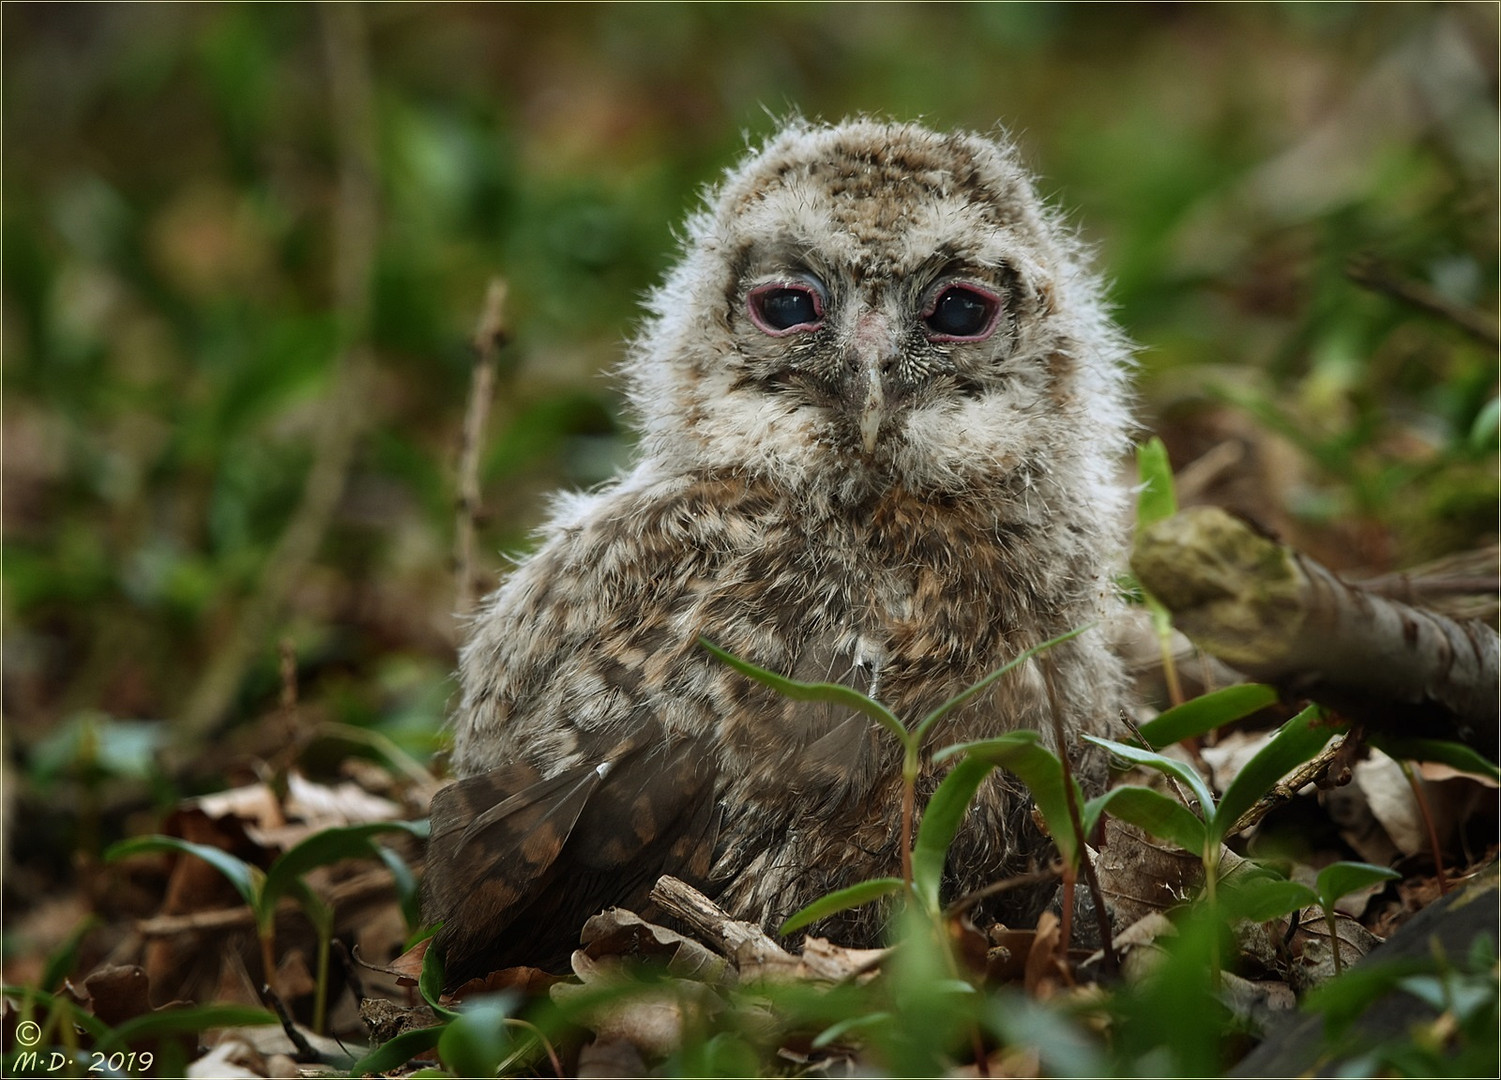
[3, 3, 1496, 908]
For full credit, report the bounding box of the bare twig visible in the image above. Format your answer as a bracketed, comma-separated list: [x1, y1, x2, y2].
[1401, 760, 1450, 896]
[454, 278, 511, 616]
[648, 875, 795, 965]
[278, 639, 299, 713]
[260, 984, 325, 1064]
[177, 3, 380, 750]
[943, 863, 1062, 918]
[1230, 732, 1348, 835]
[1347, 254, 1499, 348]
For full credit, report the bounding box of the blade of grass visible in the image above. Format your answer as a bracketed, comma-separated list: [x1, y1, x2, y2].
[1137, 684, 1279, 750]
[779, 878, 905, 935]
[1082, 785, 1207, 854]
[912, 626, 1090, 745]
[103, 836, 264, 912]
[1083, 735, 1216, 822]
[911, 756, 996, 914]
[699, 637, 904, 740]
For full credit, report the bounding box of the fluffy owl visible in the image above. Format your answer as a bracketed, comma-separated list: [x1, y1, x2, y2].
[426, 118, 1133, 987]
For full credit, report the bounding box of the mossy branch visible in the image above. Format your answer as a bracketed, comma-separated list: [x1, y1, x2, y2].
[1132, 506, 1499, 760]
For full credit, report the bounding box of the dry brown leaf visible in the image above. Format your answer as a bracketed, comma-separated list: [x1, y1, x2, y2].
[552, 950, 704, 1059]
[1022, 911, 1067, 1000]
[449, 965, 562, 1000]
[1094, 817, 1201, 929]
[1285, 911, 1383, 990]
[186, 1035, 299, 1079]
[187, 783, 286, 833]
[380, 936, 428, 983]
[580, 907, 728, 984]
[83, 964, 152, 1026]
[1110, 912, 1176, 984]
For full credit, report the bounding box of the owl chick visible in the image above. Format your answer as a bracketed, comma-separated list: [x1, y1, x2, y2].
[426, 118, 1133, 987]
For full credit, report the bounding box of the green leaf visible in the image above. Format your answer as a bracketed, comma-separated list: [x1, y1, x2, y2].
[1467, 395, 1499, 453]
[1083, 785, 1206, 855]
[439, 997, 516, 1079]
[1370, 735, 1500, 783]
[347, 1023, 446, 1077]
[812, 1011, 895, 1049]
[1211, 705, 1336, 842]
[912, 624, 1091, 745]
[944, 732, 1083, 866]
[374, 845, 422, 932]
[1083, 735, 1216, 823]
[779, 877, 905, 935]
[262, 820, 427, 915]
[699, 637, 905, 741]
[103, 836, 264, 912]
[1220, 873, 1317, 922]
[1314, 861, 1401, 910]
[420, 938, 459, 1020]
[1136, 684, 1279, 750]
[912, 756, 996, 913]
[96, 1004, 278, 1055]
[1135, 436, 1178, 531]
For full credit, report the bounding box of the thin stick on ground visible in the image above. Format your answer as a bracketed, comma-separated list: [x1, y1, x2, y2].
[1231, 732, 1347, 835]
[454, 278, 511, 617]
[1401, 760, 1451, 896]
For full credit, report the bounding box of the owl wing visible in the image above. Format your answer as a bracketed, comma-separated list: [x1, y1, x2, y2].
[426, 726, 719, 988]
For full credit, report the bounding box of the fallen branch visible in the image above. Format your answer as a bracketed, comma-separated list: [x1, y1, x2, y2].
[1132, 507, 1499, 760]
[648, 876, 795, 967]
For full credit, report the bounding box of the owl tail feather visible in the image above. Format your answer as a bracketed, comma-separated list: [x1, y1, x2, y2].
[424, 761, 603, 982]
[424, 735, 720, 990]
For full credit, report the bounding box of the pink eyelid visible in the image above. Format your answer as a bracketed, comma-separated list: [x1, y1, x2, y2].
[746, 282, 825, 336]
[922, 283, 1003, 342]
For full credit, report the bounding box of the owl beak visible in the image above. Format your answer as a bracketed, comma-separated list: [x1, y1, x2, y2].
[849, 313, 898, 455]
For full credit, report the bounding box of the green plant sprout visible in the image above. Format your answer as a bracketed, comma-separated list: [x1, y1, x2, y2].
[1230, 860, 1402, 975]
[105, 819, 426, 1033]
[1082, 704, 1334, 911]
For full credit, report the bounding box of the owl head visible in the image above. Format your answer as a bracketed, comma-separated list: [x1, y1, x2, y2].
[626, 118, 1132, 509]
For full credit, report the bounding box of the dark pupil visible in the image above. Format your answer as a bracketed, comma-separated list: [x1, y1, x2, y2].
[760, 288, 817, 330]
[928, 288, 991, 337]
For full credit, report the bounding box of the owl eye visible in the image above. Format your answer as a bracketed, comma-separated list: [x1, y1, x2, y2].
[923, 284, 1001, 341]
[747, 283, 824, 335]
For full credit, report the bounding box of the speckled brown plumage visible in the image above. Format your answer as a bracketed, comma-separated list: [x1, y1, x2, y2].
[425, 118, 1134, 987]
